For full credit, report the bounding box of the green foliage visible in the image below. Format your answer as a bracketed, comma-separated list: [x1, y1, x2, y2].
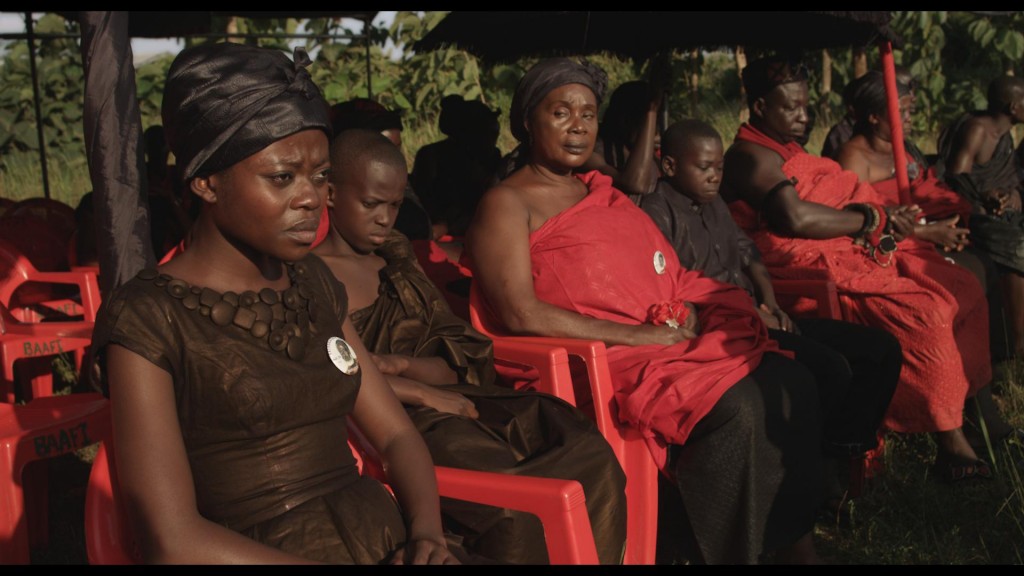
[3, 10, 1023, 199]
[0, 13, 85, 160]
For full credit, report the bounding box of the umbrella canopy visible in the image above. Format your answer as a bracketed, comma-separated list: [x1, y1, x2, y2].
[413, 11, 899, 63]
[51, 11, 378, 38]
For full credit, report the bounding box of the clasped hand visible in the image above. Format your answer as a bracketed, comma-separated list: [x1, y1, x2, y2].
[886, 204, 922, 241]
[916, 214, 970, 252]
[984, 188, 1022, 216]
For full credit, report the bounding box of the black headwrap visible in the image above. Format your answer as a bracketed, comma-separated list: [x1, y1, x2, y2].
[161, 42, 331, 182]
[742, 55, 810, 103]
[509, 57, 608, 143]
[329, 98, 404, 137]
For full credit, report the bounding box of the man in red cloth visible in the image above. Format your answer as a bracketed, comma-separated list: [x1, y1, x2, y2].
[721, 55, 1015, 483]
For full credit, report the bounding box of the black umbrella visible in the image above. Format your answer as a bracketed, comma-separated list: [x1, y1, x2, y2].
[412, 11, 899, 63]
[414, 10, 913, 204]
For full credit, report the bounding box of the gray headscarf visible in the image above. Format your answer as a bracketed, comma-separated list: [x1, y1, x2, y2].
[509, 57, 608, 143]
[161, 42, 331, 181]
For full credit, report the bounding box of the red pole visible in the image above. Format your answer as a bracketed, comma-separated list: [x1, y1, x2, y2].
[879, 41, 911, 205]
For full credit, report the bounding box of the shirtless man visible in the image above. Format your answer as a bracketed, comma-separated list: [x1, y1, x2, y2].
[937, 75, 1024, 358]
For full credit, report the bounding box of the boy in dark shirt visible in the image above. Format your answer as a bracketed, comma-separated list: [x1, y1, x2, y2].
[640, 119, 901, 505]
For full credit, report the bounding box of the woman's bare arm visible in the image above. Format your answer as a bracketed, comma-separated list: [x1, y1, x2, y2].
[344, 317, 456, 565]
[466, 184, 688, 346]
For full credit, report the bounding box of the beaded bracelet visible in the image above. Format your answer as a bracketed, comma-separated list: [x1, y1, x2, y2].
[844, 202, 897, 266]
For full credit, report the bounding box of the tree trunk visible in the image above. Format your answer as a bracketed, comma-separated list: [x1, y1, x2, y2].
[853, 47, 868, 78]
[821, 49, 832, 96]
[690, 48, 700, 116]
[736, 46, 749, 124]
[227, 16, 241, 44]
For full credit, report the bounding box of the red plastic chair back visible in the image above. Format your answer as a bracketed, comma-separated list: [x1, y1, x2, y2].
[468, 282, 658, 564]
[768, 266, 842, 320]
[1, 198, 77, 246]
[0, 238, 101, 322]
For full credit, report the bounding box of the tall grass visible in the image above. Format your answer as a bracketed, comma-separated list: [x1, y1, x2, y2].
[815, 359, 1024, 564]
[0, 148, 92, 209]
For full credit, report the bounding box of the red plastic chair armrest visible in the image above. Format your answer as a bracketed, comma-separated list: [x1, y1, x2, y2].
[434, 466, 599, 564]
[490, 338, 575, 405]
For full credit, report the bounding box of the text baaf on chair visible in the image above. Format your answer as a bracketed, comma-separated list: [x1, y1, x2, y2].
[0, 303, 94, 404]
[85, 424, 599, 565]
[0, 392, 111, 563]
[468, 281, 658, 564]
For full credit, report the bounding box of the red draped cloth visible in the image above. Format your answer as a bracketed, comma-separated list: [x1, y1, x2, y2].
[523, 170, 781, 470]
[873, 168, 971, 224]
[729, 124, 990, 434]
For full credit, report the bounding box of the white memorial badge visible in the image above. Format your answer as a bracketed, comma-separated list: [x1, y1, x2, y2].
[653, 251, 667, 275]
[327, 336, 359, 375]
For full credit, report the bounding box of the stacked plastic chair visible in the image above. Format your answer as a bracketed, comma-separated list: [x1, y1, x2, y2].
[0, 236, 108, 563]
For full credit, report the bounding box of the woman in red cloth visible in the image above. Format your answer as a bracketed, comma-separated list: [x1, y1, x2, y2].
[464, 57, 825, 565]
[721, 55, 1015, 484]
[836, 70, 1010, 364]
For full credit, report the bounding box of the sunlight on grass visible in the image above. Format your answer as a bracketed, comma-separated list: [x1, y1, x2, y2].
[816, 357, 1024, 564]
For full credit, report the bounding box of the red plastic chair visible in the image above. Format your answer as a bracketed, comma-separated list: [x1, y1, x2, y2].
[468, 281, 658, 565]
[0, 392, 111, 563]
[0, 303, 94, 404]
[768, 266, 842, 321]
[86, 425, 599, 565]
[0, 238, 101, 323]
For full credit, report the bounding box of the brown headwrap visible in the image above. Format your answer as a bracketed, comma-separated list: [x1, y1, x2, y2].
[742, 55, 810, 103]
[509, 57, 608, 143]
[161, 42, 331, 181]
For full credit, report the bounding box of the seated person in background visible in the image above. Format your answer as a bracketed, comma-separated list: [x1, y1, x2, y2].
[410, 95, 502, 238]
[90, 42, 466, 565]
[936, 75, 1024, 360]
[577, 53, 671, 205]
[71, 191, 99, 268]
[313, 129, 628, 565]
[822, 66, 917, 162]
[640, 118, 900, 507]
[721, 54, 1017, 483]
[836, 71, 1009, 362]
[329, 98, 432, 242]
[330, 99, 470, 317]
[466, 56, 826, 565]
[143, 124, 192, 257]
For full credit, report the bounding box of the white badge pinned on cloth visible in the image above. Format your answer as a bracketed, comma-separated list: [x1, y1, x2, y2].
[327, 336, 359, 375]
[653, 250, 667, 275]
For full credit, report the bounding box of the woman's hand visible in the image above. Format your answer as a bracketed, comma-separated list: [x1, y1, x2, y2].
[630, 322, 696, 346]
[419, 387, 479, 419]
[681, 302, 701, 335]
[914, 215, 970, 252]
[390, 538, 460, 565]
[370, 353, 411, 376]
